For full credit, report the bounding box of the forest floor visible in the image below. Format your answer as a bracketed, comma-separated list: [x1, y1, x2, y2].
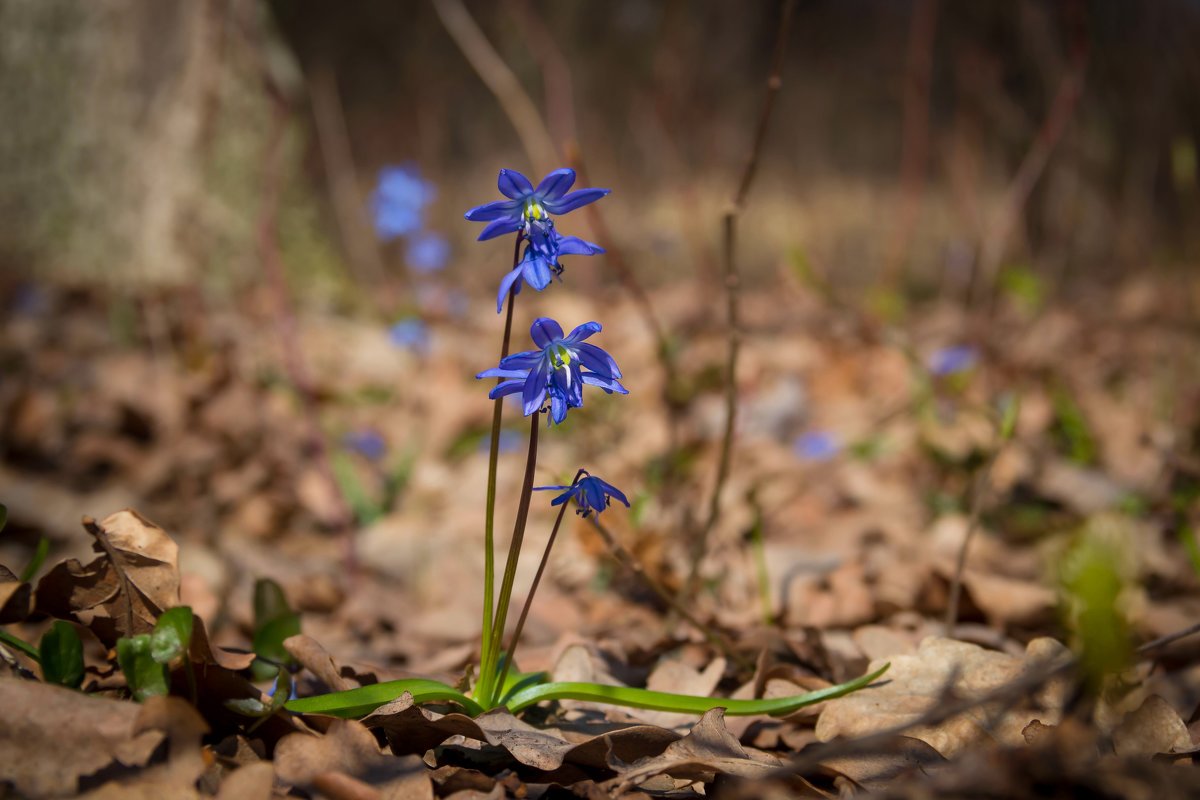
[2, 271, 1199, 798]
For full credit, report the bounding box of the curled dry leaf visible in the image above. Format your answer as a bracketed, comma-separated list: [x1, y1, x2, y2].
[274, 718, 432, 799]
[35, 510, 180, 645]
[284, 633, 352, 692]
[1112, 695, 1192, 758]
[363, 692, 680, 775]
[606, 708, 789, 792]
[815, 637, 1073, 757]
[0, 564, 31, 624]
[0, 678, 163, 798]
[79, 696, 210, 799]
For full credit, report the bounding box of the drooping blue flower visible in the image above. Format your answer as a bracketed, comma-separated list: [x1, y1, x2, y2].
[388, 317, 430, 353]
[794, 430, 840, 461]
[372, 164, 436, 240]
[535, 473, 629, 517]
[476, 317, 627, 424]
[493, 218, 604, 312]
[343, 429, 387, 462]
[405, 231, 450, 273]
[928, 345, 978, 376]
[464, 168, 610, 241]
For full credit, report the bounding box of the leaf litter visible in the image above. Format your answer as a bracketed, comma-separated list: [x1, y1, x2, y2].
[1, 279, 1200, 797]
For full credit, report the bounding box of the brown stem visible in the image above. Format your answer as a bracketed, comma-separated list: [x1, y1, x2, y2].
[691, 0, 797, 595]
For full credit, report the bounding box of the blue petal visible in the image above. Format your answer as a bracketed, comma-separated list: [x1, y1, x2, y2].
[556, 236, 604, 256]
[478, 217, 524, 241]
[477, 367, 529, 379]
[584, 480, 606, 512]
[533, 485, 570, 492]
[535, 168, 576, 200]
[496, 265, 523, 313]
[465, 199, 521, 221]
[522, 358, 550, 416]
[565, 322, 601, 343]
[549, 392, 568, 424]
[498, 169, 534, 199]
[522, 253, 555, 291]
[530, 318, 564, 348]
[498, 351, 541, 369]
[488, 379, 525, 399]
[582, 374, 629, 394]
[598, 478, 630, 508]
[549, 487, 575, 505]
[574, 341, 621, 379]
[542, 188, 610, 215]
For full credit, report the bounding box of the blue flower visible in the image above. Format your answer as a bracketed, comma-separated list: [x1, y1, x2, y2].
[535, 473, 630, 517]
[464, 168, 610, 241]
[794, 431, 840, 461]
[405, 231, 450, 273]
[493, 219, 604, 312]
[372, 164, 436, 240]
[928, 345, 978, 376]
[476, 317, 627, 424]
[388, 317, 430, 353]
[343, 429, 387, 462]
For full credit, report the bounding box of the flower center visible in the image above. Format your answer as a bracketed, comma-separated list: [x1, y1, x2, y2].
[548, 343, 572, 370]
[523, 199, 546, 221]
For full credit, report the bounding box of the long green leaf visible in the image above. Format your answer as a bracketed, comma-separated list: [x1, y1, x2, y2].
[505, 663, 890, 716]
[285, 678, 484, 718]
[19, 537, 50, 583]
[0, 628, 39, 662]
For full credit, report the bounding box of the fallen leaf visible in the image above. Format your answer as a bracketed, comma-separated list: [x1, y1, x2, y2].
[1112, 695, 1192, 757]
[214, 763, 275, 800]
[815, 637, 1073, 757]
[0, 678, 163, 797]
[0, 564, 31, 623]
[274, 718, 432, 798]
[285, 633, 352, 691]
[35, 510, 180, 645]
[818, 735, 945, 791]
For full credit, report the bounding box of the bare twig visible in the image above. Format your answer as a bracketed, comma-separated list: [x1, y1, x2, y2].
[590, 517, 753, 673]
[691, 0, 797, 593]
[882, 0, 940, 286]
[431, 0, 558, 175]
[307, 63, 394, 303]
[943, 448, 1003, 636]
[973, 0, 1088, 306]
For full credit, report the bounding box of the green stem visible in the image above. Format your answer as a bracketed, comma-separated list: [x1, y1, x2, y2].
[482, 410, 542, 707]
[495, 469, 585, 699]
[477, 232, 524, 705]
[0, 629, 40, 663]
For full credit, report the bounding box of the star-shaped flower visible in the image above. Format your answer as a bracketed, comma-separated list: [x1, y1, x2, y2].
[476, 318, 627, 424]
[464, 168, 610, 241]
[535, 473, 629, 517]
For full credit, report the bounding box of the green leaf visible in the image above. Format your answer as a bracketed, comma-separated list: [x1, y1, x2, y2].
[253, 578, 292, 625]
[117, 635, 169, 701]
[285, 678, 485, 718]
[19, 537, 50, 583]
[0, 628, 40, 663]
[505, 664, 890, 716]
[150, 606, 194, 665]
[252, 613, 301, 667]
[40, 621, 84, 688]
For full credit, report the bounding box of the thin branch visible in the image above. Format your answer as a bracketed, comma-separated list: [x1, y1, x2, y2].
[942, 447, 1003, 636]
[691, 0, 797, 592]
[431, 0, 558, 175]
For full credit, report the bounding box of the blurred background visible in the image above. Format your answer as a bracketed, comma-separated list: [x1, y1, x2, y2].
[1, 0, 1199, 673]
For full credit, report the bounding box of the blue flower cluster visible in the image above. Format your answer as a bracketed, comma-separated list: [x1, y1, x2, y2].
[371, 162, 452, 282]
[535, 473, 629, 518]
[477, 318, 626, 424]
[465, 169, 609, 312]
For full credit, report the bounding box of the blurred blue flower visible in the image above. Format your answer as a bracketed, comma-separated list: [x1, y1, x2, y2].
[464, 168, 610, 241]
[372, 164, 436, 240]
[928, 345, 978, 376]
[477, 317, 627, 424]
[388, 317, 430, 354]
[343, 429, 387, 462]
[493, 219, 604, 312]
[405, 231, 450, 273]
[535, 473, 629, 518]
[794, 431, 840, 461]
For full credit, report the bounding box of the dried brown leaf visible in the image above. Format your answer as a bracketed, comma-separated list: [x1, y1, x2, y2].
[0, 566, 31, 624]
[815, 637, 1073, 757]
[284, 633, 352, 691]
[1112, 695, 1192, 758]
[274, 718, 432, 799]
[35, 510, 180, 645]
[0, 678, 163, 797]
